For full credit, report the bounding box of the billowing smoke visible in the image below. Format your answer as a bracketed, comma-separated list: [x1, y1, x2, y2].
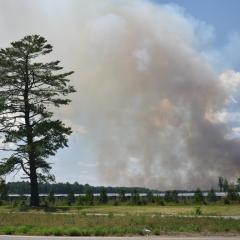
[0, 0, 240, 189]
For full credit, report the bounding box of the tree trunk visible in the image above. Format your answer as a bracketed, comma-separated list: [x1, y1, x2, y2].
[24, 55, 40, 207]
[30, 164, 39, 207]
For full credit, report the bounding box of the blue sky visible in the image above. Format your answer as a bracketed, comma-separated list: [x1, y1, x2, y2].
[155, 0, 240, 47]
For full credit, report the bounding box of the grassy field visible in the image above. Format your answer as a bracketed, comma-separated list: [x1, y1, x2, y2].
[75, 205, 240, 216]
[0, 204, 240, 236]
[0, 212, 240, 236]
[2, 204, 239, 216]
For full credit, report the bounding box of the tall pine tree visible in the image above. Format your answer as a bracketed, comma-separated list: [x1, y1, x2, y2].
[0, 35, 75, 206]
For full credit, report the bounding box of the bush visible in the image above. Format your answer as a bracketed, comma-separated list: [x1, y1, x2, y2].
[194, 206, 202, 215]
[224, 198, 230, 205]
[194, 188, 204, 203]
[18, 200, 28, 211]
[65, 227, 81, 236]
[3, 226, 15, 235]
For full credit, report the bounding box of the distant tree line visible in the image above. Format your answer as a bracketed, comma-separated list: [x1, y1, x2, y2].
[6, 181, 157, 195]
[0, 176, 239, 208]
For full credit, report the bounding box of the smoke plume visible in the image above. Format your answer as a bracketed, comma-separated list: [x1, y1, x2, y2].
[0, 0, 240, 189]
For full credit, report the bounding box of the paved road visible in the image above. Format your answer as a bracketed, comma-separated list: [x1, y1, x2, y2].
[0, 236, 239, 240]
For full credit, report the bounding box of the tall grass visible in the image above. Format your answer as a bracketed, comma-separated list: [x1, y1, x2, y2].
[0, 212, 239, 236]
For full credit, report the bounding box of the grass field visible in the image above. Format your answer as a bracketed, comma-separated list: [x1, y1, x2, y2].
[75, 205, 240, 216]
[2, 204, 239, 216]
[0, 212, 240, 236]
[0, 204, 240, 236]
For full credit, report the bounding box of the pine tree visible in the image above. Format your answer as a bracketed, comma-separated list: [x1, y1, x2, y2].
[67, 190, 75, 205]
[218, 176, 224, 192]
[207, 188, 217, 202]
[85, 186, 94, 205]
[48, 190, 55, 205]
[0, 35, 75, 206]
[118, 189, 126, 202]
[131, 189, 140, 205]
[99, 187, 108, 204]
[194, 188, 204, 203]
[223, 179, 229, 192]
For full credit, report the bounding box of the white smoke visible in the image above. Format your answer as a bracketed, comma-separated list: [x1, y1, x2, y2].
[0, 0, 240, 189]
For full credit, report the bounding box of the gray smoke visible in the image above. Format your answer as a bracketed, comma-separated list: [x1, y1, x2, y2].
[0, 0, 240, 189]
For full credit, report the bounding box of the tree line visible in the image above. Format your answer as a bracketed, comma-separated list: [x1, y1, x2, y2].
[5, 181, 155, 195]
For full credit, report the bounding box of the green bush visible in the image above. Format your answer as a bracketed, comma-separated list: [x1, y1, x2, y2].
[18, 200, 28, 211]
[194, 206, 202, 215]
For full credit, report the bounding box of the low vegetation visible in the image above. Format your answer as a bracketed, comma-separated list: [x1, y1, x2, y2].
[0, 176, 239, 236]
[0, 212, 240, 236]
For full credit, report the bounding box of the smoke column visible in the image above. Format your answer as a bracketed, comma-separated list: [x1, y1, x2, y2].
[0, 0, 240, 189]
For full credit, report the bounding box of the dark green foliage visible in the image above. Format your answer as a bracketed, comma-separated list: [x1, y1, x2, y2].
[131, 189, 141, 205]
[155, 196, 165, 205]
[218, 176, 224, 192]
[224, 198, 230, 205]
[18, 200, 28, 211]
[164, 191, 171, 202]
[223, 179, 229, 192]
[7, 181, 155, 195]
[164, 191, 179, 203]
[194, 206, 202, 215]
[118, 189, 126, 202]
[227, 184, 239, 201]
[207, 188, 217, 202]
[67, 190, 75, 205]
[171, 190, 179, 203]
[99, 187, 108, 204]
[48, 190, 55, 204]
[77, 196, 86, 206]
[85, 186, 94, 205]
[237, 177, 240, 191]
[194, 188, 204, 203]
[0, 178, 8, 201]
[0, 35, 75, 206]
[146, 191, 154, 203]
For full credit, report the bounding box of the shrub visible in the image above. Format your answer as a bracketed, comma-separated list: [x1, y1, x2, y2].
[194, 206, 202, 215]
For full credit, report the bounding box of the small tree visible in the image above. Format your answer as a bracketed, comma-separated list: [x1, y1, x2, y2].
[48, 190, 55, 205]
[85, 186, 94, 205]
[171, 190, 179, 203]
[237, 177, 240, 192]
[207, 188, 217, 202]
[118, 189, 126, 202]
[146, 191, 154, 204]
[131, 189, 141, 205]
[99, 187, 108, 204]
[218, 177, 224, 192]
[164, 191, 171, 202]
[223, 179, 229, 192]
[0, 35, 75, 206]
[227, 184, 239, 201]
[194, 188, 204, 203]
[67, 190, 75, 205]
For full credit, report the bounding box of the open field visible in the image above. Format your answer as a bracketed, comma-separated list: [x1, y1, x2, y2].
[72, 205, 240, 216]
[0, 205, 240, 236]
[0, 213, 240, 236]
[2, 204, 240, 216]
